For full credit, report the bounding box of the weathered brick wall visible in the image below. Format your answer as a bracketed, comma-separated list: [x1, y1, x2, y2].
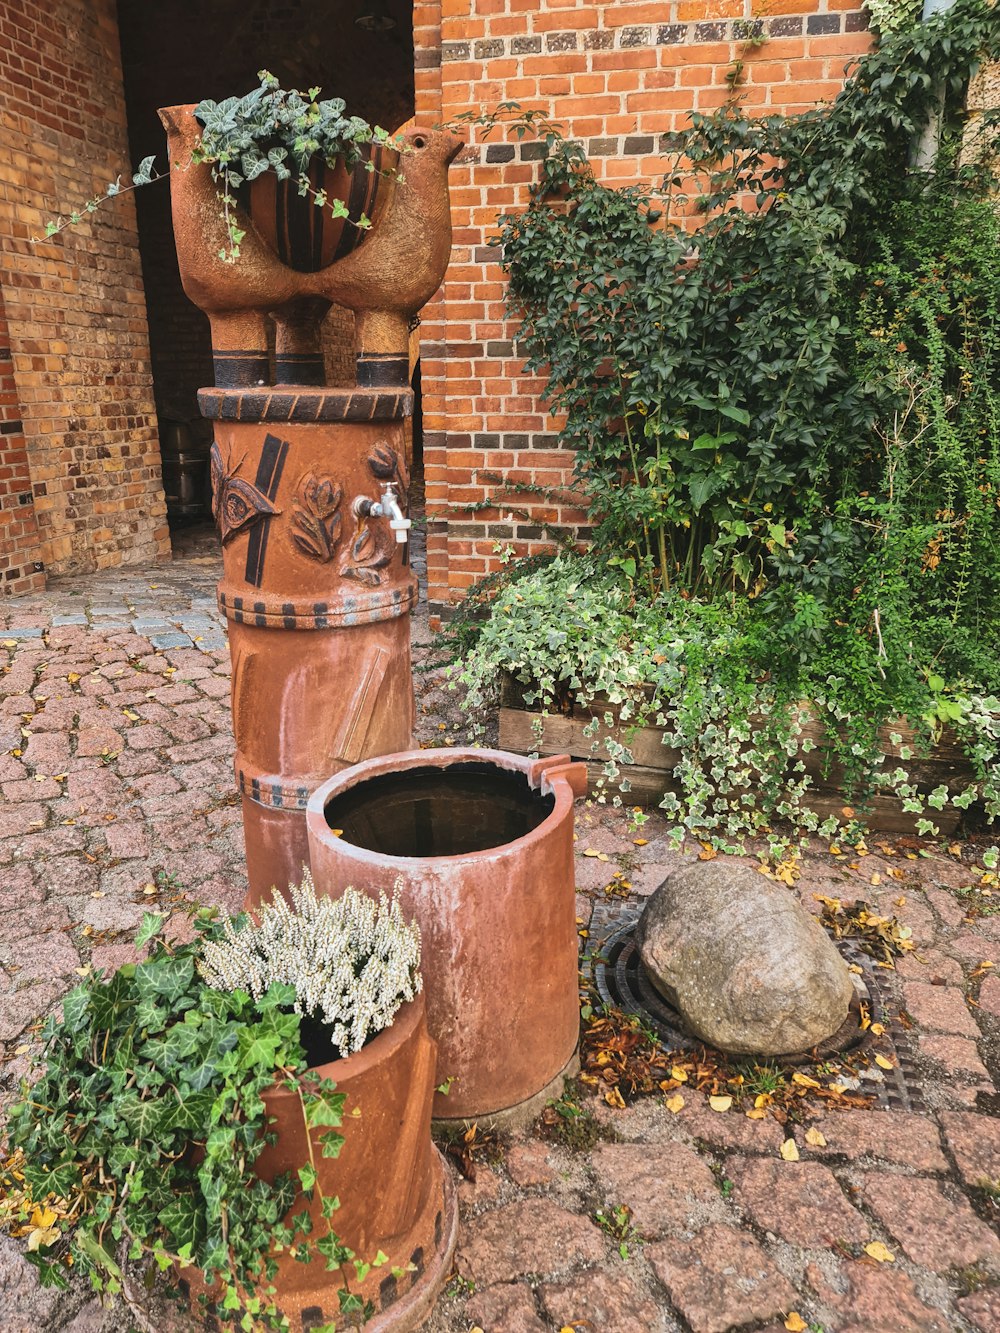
[0, 0, 169, 580]
[0, 291, 45, 595]
[413, 1, 874, 614]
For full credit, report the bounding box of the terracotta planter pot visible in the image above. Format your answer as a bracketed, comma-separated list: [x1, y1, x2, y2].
[250, 992, 456, 1331]
[306, 748, 588, 1121]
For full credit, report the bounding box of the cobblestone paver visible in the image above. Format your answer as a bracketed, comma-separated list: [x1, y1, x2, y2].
[1, 532, 999, 1332]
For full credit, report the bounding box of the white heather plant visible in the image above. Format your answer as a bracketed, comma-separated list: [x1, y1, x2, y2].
[198, 871, 421, 1057]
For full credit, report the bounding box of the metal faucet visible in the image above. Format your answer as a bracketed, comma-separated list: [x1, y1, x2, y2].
[363, 483, 411, 544]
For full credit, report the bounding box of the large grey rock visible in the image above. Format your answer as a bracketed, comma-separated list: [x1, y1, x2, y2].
[636, 861, 854, 1056]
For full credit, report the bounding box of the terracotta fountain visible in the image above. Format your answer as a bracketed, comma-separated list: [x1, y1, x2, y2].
[160, 105, 462, 900]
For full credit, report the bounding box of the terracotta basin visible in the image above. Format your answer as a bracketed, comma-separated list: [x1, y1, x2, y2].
[306, 748, 588, 1120]
[256, 992, 455, 1331]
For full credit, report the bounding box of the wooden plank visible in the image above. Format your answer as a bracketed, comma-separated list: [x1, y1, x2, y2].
[499, 706, 678, 770]
[500, 703, 970, 833]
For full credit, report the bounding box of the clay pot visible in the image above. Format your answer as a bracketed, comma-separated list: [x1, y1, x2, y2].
[243, 144, 396, 274]
[306, 748, 588, 1121]
[251, 992, 456, 1331]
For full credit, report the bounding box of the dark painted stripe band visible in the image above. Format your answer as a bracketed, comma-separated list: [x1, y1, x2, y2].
[274, 353, 325, 386]
[198, 386, 412, 422]
[244, 435, 289, 587]
[212, 351, 269, 388]
[356, 355, 409, 388]
[330, 146, 373, 264]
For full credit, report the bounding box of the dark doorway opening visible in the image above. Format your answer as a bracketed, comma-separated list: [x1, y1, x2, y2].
[116, 0, 415, 543]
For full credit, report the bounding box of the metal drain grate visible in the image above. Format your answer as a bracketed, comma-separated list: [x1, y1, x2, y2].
[587, 902, 926, 1113]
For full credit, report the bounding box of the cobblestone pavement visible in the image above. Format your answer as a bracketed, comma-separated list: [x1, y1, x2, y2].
[1, 533, 999, 1333]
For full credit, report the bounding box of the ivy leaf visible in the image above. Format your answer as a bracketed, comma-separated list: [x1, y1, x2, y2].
[303, 1086, 345, 1129]
[134, 954, 195, 1006]
[116, 1093, 166, 1140]
[132, 156, 156, 185]
[135, 912, 167, 949]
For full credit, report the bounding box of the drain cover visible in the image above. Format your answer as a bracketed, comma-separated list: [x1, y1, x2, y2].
[588, 904, 926, 1112]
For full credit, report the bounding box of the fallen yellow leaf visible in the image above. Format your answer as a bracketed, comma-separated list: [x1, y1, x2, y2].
[27, 1225, 60, 1252]
[780, 1138, 800, 1162]
[864, 1240, 895, 1263]
[604, 1087, 626, 1110]
[633, 838, 648, 846]
[30, 1205, 58, 1230]
[784, 1315, 808, 1333]
[583, 848, 600, 858]
[670, 1066, 688, 1082]
[745, 1107, 768, 1119]
[792, 1072, 821, 1089]
[804, 1127, 827, 1147]
[665, 1093, 685, 1114]
[870, 1022, 886, 1036]
[708, 1095, 732, 1113]
[874, 1054, 895, 1070]
[870, 873, 881, 885]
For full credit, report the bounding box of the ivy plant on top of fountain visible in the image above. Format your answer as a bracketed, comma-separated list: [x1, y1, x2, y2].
[39, 71, 401, 261]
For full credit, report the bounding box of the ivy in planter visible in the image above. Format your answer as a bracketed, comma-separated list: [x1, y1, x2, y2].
[447, 0, 1000, 850]
[1, 891, 418, 1331]
[39, 71, 401, 262]
[453, 552, 1000, 855]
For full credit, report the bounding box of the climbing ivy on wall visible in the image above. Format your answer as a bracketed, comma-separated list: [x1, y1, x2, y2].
[449, 0, 1000, 849]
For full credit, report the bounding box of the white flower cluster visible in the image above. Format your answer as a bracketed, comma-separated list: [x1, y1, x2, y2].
[197, 871, 422, 1057]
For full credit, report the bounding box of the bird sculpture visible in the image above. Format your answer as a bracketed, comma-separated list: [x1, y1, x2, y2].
[158, 104, 463, 387]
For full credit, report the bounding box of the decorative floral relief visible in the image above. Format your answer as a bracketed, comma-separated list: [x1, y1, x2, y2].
[290, 472, 343, 562]
[367, 441, 398, 480]
[210, 441, 280, 545]
[336, 441, 409, 587]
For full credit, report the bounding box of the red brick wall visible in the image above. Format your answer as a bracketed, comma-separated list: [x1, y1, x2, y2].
[413, 0, 874, 612]
[0, 0, 169, 579]
[0, 290, 45, 595]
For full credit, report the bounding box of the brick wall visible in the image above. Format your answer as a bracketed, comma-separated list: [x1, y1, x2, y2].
[0, 0, 169, 579]
[413, 0, 874, 613]
[0, 289, 44, 595]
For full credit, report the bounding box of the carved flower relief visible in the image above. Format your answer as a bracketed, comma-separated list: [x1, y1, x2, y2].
[290, 472, 343, 562]
[210, 441, 280, 545]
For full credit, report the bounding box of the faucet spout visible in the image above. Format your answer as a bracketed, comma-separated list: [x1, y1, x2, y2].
[367, 482, 411, 544]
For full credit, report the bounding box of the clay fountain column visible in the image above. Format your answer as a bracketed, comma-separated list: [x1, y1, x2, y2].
[160, 106, 462, 901]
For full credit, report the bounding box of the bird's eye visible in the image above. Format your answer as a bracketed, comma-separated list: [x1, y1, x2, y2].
[413, 135, 427, 149]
